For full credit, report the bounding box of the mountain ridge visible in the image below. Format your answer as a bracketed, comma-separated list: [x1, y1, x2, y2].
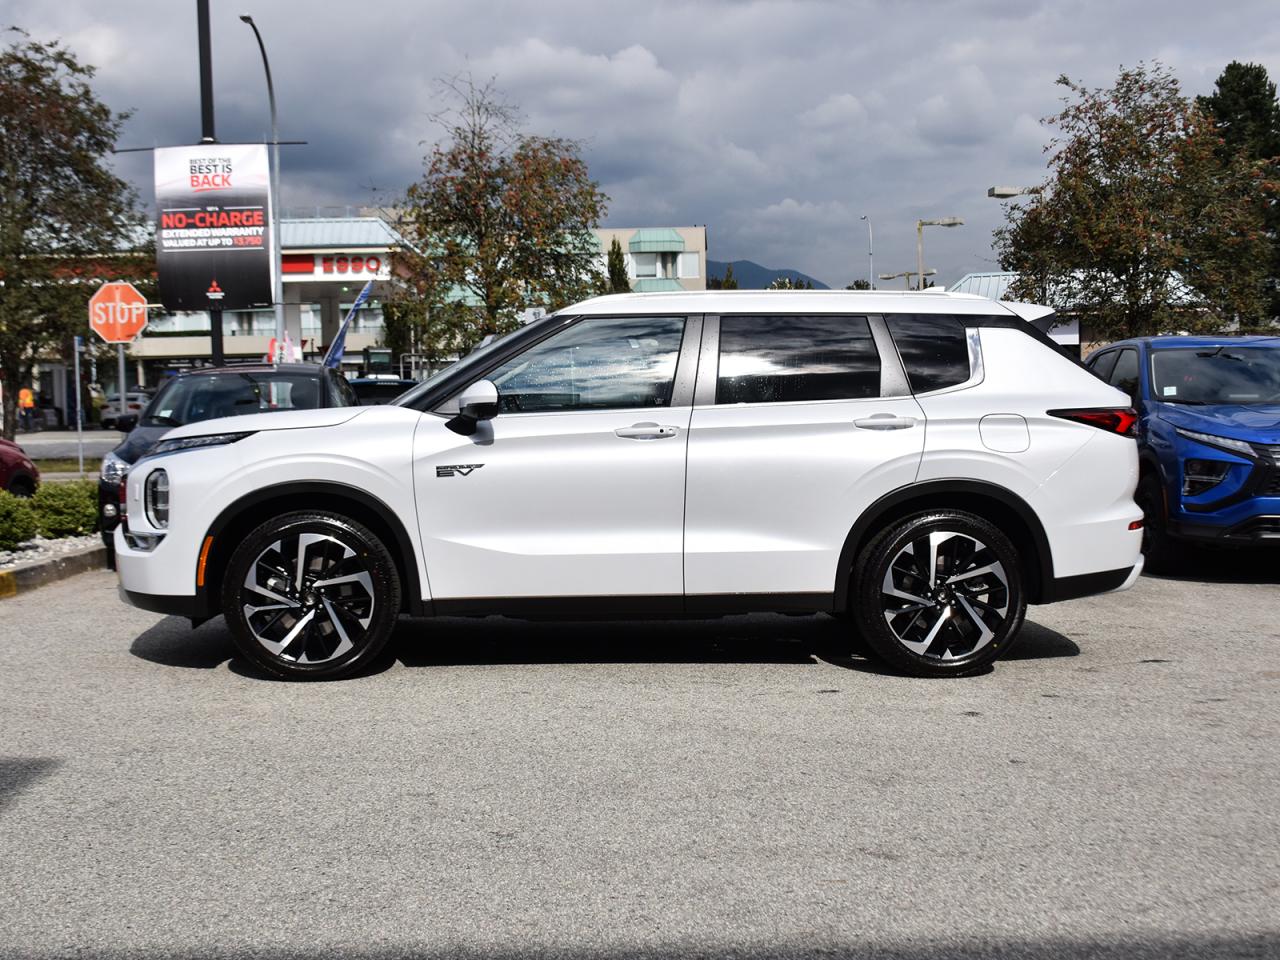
[706, 259, 829, 290]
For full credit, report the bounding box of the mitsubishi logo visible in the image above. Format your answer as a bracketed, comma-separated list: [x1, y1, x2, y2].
[436, 464, 484, 478]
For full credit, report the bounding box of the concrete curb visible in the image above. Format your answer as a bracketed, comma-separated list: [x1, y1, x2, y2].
[0, 544, 108, 600]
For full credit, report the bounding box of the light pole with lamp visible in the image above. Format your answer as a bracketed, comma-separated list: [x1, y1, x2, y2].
[859, 215, 873, 289]
[915, 217, 963, 290]
[240, 14, 285, 359]
[987, 186, 1040, 199]
[880, 269, 935, 290]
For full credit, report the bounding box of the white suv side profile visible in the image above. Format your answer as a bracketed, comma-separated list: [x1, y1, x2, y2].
[115, 291, 1143, 680]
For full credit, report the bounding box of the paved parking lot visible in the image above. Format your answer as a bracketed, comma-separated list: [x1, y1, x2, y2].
[1, 558, 1278, 959]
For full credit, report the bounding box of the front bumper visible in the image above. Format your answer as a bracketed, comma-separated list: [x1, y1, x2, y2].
[118, 584, 216, 620]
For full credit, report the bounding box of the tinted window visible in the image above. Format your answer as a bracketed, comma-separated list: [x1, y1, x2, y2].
[716, 315, 879, 404]
[888, 316, 970, 393]
[1088, 351, 1119, 382]
[487, 315, 685, 412]
[1109, 349, 1140, 399]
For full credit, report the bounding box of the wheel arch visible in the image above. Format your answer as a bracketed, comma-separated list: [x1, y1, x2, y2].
[201, 481, 426, 616]
[834, 479, 1054, 609]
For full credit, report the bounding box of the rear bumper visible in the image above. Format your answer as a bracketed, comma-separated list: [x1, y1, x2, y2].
[1037, 561, 1141, 603]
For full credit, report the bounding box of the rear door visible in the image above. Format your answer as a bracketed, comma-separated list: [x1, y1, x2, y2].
[683, 313, 926, 599]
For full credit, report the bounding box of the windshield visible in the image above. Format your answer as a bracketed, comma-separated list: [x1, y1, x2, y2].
[143, 372, 324, 426]
[1150, 344, 1280, 405]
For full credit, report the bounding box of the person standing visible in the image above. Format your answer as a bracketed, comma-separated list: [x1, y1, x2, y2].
[17, 385, 36, 431]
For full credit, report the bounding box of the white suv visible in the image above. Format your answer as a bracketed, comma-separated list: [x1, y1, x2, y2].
[115, 291, 1143, 680]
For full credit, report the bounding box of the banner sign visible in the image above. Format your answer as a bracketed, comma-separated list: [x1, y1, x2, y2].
[154, 143, 274, 312]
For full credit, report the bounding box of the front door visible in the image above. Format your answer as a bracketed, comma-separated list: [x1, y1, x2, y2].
[413, 314, 697, 601]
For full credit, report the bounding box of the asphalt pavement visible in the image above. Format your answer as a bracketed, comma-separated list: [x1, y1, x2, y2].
[13, 428, 120, 460]
[1, 559, 1278, 959]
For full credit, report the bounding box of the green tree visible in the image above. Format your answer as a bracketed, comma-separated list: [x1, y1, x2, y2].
[768, 276, 812, 290]
[845, 279, 871, 290]
[0, 29, 145, 439]
[708, 263, 738, 290]
[995, 63, 1273, 340]
[392, 77, 608, 355]
[1198, 61, 1280, 319]
[606, 235, 630, 293]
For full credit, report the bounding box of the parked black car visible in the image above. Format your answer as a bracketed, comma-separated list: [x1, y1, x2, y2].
[100, 364, 358, 554]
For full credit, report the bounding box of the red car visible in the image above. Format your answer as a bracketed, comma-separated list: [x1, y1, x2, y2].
[1, 438, 40, 497]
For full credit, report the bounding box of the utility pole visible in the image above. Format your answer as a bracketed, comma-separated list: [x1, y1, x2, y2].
[196, 0, 225, 366]
[860, 215, 874, 289]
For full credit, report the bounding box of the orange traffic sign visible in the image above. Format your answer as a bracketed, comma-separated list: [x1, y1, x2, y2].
[88, 281, 149, 343]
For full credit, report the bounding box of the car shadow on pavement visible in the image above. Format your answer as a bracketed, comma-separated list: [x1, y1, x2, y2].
[0, 757, 61, 813]
[1144, 543, 1280, 585]
[129, 613, 1078, 681]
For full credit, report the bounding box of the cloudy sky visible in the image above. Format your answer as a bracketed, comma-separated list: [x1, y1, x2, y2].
[4, 0, 1279, 287]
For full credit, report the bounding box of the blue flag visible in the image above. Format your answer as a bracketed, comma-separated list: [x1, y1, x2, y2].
[323, 279, 374, 369]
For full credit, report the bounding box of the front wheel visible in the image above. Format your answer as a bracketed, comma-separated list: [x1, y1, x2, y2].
[852, 511, 1027, 677]
[221, 511, 402, 681]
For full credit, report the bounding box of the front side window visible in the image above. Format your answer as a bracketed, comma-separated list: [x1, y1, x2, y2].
[716, 315, 880, 404]
[888, 315, 970, 393]
[1150, 345, 1280, 404]
[485, 315, 686, 413]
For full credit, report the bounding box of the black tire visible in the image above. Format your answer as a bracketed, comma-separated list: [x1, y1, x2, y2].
[852, 510, 1027, 677]
[221, 511, 401, 681]
[6, 477, 35, 498]
[1135, 473, 1186, 574]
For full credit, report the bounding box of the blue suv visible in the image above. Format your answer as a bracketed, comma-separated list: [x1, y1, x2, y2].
[1085, 336, 1280, 568]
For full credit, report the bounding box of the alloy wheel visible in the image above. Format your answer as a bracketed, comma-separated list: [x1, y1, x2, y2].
[879, 530, 1010, 661]
[240, 532, 375, 665]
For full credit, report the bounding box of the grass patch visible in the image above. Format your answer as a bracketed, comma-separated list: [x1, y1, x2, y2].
[30, 458, 102, 473]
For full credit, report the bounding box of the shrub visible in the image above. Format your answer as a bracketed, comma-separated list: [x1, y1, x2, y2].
[0, 491, 40, 551]
[31, 481, 99, 538]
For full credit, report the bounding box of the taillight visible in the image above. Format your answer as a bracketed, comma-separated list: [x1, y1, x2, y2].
[1048, 407, 1138, 436]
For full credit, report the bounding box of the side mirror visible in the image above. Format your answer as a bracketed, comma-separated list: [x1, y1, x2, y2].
[446, 380, 499, 436]
[116, 414, 139, 432]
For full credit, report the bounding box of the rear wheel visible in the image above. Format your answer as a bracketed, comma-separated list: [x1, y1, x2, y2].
[852, 511, 1027, 677]
[221, 511, 401, 681]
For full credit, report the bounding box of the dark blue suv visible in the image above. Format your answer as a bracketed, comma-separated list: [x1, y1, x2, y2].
[1085, 336, 1280, 568]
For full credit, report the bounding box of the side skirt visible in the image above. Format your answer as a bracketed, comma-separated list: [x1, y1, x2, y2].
[427, 593, 835, 620]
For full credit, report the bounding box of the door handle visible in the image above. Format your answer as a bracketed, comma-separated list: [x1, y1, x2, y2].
[614, 422, 679, 440]
[854, 414, 918, 430]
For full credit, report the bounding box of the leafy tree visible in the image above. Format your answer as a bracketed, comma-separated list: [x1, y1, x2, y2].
[708, 263, 738, 290]
[392, 76, 608, 355]
[0, 29, 145, 439]
[606, 236, 630, 293]
[1198, 61, 1280, 319]
[768, 276, 812, 290]
[995, 63, 1273, 340]
[845, 279, 871, 290]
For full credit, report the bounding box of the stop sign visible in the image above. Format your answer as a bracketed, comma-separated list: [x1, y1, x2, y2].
[89, 282, 149, 343]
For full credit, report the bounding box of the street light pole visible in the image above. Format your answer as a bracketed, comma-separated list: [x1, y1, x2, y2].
[241, 14, 285, 359]
[860, 215, 873, 289]
[914, 217, 964, 290]
[196, 0, 224, 366]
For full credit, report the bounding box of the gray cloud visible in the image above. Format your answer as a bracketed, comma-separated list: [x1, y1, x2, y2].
[4, 0, 1278, 288]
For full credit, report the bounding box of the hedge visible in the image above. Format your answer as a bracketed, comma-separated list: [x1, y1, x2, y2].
[31, 481, 99, 538]
[0, 491, 40, 551]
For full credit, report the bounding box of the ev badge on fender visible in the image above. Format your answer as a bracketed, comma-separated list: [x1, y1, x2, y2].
[436, 464, 484, 478]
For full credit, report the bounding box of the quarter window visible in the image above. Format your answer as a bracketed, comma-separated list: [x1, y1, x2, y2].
[888, 316, 971, 393]
[716, 315, 880, 404]
[1109, 348, 1140, 400]
[1088, 351, 1119, 383]
[485, 315, 686, 413]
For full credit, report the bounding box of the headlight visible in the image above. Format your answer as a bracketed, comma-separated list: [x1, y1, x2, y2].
[150, 431, 254, 455]
[100, 451, 129, 483]
[1174, 428, 1255, 458]
[145, 469, 170, 528]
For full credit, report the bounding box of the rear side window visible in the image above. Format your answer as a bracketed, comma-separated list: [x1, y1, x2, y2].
[717, 315, 880, 404]
[888, 316, 970, 393]
[1088, 351, 1119, 382]
[1109, 348, 1140, 399]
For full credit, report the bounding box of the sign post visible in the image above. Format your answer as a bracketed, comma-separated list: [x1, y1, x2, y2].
[72, 336, 84, 476]
[88, 281, 150, 423]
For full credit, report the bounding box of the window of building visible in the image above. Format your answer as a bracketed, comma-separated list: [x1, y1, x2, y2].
[632, 253, 657, 278]
[716, 315, 880, 404]
[888, 316, 971, 393]
[486, 315, 686, 412]
[678, 252, 700, 280]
